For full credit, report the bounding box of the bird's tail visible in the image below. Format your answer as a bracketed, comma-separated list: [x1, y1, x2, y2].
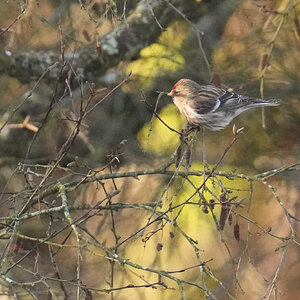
[251, 98, 280, 107]
[229, 98, 280, 120]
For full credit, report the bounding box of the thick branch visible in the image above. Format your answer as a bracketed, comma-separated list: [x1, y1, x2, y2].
[0, 0, 238, 83]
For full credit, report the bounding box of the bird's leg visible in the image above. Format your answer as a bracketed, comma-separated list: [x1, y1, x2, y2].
[187, 124, 200, 135]
[178, 125, 199, 169]
[180, 129, 188, 145]
[175, 128, 190, 168]
[180, 124, 196, 142]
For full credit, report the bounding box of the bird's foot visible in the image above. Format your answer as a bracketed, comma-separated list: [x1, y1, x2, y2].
[180, 125, 199, 142]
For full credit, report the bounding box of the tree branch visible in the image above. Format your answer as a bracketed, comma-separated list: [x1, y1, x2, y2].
[0, 0, 238, 83]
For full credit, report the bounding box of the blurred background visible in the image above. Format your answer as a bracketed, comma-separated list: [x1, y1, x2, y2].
[0, 0, 299, 299]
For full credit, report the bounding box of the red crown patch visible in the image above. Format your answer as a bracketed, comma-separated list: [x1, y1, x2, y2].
[172, 83, 178, 90]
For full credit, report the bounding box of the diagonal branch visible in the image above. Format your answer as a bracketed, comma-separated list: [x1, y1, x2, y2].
[0, 0, 238, 83]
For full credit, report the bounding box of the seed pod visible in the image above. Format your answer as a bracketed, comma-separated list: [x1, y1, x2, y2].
[219, 193, 229, 230]
[202, 207, 209, 214]
[202, 205, 209, 214]
[176, 145, 182, 167]
[201, 200, 208, 214]
[82, 29, 91, 42]
[234, 222, 240, 241]
[209, 199, 215, 210]
[259, 53, 269, 71]
[228, 212, 233, 226]
[186, 147, 192, 168]
[220, 192, 227, 203]
[219, 204, 229, 230]
[294, 17, 300, 39]
[156, 243, 163, 251]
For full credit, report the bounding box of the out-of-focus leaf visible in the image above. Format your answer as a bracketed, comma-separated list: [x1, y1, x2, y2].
[137, 104, 185, 155]
[126, 21, 190, 89]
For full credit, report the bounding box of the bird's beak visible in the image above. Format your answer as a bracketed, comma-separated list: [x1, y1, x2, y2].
[167, 90, 174, 97]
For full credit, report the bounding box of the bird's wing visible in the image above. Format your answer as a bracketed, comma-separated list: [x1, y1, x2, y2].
[188, 84, 278, 116]
[218, 90, 244, 106]
[188, 85, 227, 114]
[218, 90, 267, 110]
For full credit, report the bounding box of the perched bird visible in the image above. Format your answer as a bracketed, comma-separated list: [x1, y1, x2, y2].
[167, 79, 279, 131]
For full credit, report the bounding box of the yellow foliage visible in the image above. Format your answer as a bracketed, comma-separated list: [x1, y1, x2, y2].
[127, 44, 185, 89]
[126, 21, 190, 89]
[137, 104, 185, 155]
[213, 41, 246, 72]
[173, 163, 249, 233]
[158, 21, 190, 49]
[276, 0, 293, 13]
[118, 162, 250, 299]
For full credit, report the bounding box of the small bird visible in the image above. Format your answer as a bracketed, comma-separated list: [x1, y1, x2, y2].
[167, 79, 279, 131]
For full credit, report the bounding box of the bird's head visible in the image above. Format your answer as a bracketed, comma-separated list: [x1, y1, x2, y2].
[167, 79, 197, 98]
